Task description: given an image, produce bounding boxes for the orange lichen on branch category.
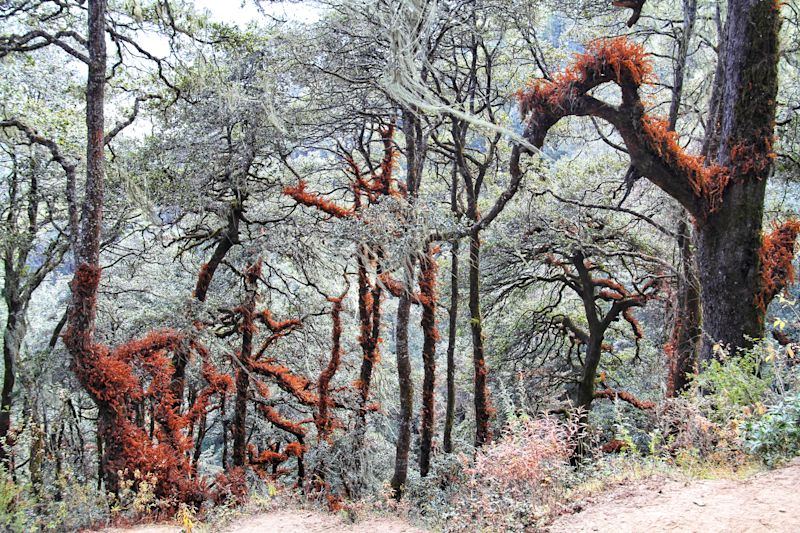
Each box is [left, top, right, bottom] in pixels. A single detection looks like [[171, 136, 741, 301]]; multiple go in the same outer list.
[[284, 441, 306, 457], [256, 402, 308, 438], [640, 116, 730, 211], [258, 309, 302, 332], [517, 37, 734, 214], [377, 272, 423, 303], [248, 444, 288, 468], [376, 123, 400, 195], [730, 136, 776, 179], [317, 296, 344, 441], [70, 263, 102, 298], [594, 388, 655, 410], [518, 37, 653, 119], [758, 218, 800, 310], [598, 289, 624, 301], [250, 360, 318, 406], [623, 307, 644, 341], [284, 181, 353, 218], [194, 262, 213, 299], [592, 277, 628, 296]]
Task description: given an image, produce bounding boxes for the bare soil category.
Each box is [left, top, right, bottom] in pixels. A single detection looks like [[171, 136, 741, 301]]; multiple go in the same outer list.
[[97, 509, 424, 533], [548, 458, 800, 533], [100, 459, 800, 533]]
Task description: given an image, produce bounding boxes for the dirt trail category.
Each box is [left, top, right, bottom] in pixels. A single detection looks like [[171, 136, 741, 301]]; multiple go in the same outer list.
[[101, 459, 800, 533], [549, 459, 800, 533], [98, 509, 424, 533]]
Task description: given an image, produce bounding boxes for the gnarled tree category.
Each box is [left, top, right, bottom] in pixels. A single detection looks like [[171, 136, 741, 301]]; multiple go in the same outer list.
[[518, 0, 791, 362]]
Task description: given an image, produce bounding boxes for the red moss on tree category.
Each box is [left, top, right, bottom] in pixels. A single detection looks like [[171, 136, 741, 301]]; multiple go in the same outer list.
[[316, 296, 345, 441], [594, 388, 655, 410], [758, 218, 800, 310], [284, 181, 353, 219]]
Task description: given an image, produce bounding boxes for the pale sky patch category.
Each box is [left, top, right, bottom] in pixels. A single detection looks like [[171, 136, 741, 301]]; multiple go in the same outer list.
[[193, 0, 322, 26]]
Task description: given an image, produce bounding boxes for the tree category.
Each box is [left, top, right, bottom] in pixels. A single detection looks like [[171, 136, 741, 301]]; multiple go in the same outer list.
[[518, 0, 791, 363], [487, 191, 665, 456], [0, 121, 72, 463]]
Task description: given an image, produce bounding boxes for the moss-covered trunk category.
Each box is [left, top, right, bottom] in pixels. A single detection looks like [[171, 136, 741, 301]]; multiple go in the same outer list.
[[696, 0, 780, 360]]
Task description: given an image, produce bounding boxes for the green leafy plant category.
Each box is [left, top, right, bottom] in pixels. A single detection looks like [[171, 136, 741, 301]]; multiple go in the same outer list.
[[743, 392, 800, 466]]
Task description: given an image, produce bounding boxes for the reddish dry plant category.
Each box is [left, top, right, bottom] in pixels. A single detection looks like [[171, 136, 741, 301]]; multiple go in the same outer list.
[[758, 218, 800, 310], [471, 417, 572, 484], [64, 280, 232, 509]]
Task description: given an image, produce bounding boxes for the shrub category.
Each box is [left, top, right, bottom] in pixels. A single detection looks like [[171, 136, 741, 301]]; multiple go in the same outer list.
[[407, 416, 576, 532], [743, 391, 800, 466]]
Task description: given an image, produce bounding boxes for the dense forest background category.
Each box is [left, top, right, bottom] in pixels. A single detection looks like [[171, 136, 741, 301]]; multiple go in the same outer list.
[[1, 0, 800, 530]]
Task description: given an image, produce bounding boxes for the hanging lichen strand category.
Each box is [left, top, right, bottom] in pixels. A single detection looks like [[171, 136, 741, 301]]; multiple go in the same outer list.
[[757, 219, 800, 311], [64, 265, 232, 508], [517, 37, 737, 216], [284, 125, 400, 417]]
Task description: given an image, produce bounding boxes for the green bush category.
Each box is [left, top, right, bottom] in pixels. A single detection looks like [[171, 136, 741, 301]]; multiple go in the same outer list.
[[691, 345, 772, 424], [743, 392, 800, 466]]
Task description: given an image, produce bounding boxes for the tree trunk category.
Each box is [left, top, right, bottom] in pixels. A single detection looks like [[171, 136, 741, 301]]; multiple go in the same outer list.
[[469, 229, 491, 447], [355, 250, 381, 426], [232, 368, 249, 468], [443, 238, 458, 454], [390, 290, 413, 499], [696, 180, 767, 361], [233, 263, 258, 467], [572, 334, 604, 462], [574, 335, 604, 412], [65, 0, 112, 492], [0, 302, 25, 463], [665, 0, 701, 395], [696, 0, 780, 360], [419, 246, 437, 476], [667, 216, 702, 395]]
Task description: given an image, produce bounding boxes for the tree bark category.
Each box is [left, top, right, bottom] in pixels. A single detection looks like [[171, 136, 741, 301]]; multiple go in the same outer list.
[[0, 301, 25, 463], [666, 0, 701, 395], [390, 289, 413, 499], [419, 246, 438, 477], [667, 216, 702, 395], [696, 0, 780, 361], [443, 238, 458, 454], [232, 263, 258, 467], [64, 0, 113, 492], [470, 229, 491, 447], [696, 179, 768, 361]]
